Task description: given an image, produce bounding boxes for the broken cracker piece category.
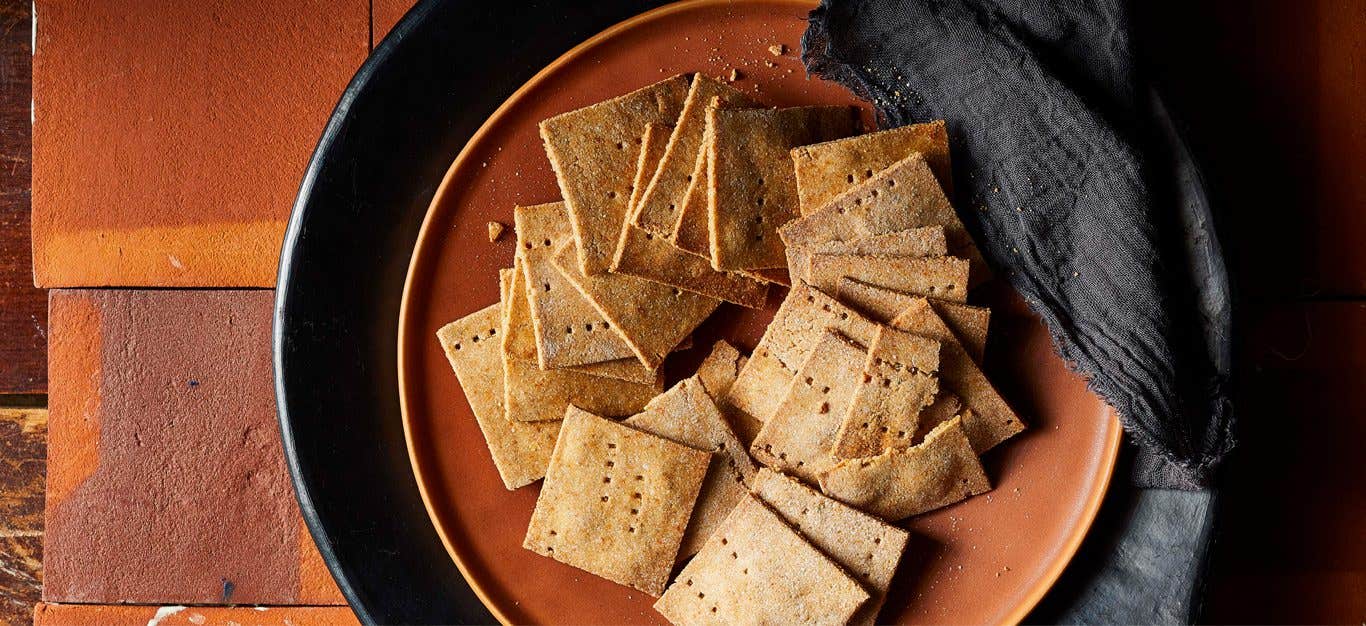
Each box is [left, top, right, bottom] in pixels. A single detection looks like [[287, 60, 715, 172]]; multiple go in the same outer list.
[[611, 223, 769, 308], [806, 253, 971, 303], [792, 120, 953, 214], [832, 325, 942, 460], [836, 278, 991, 363], [627, 122, 674, 219], [488, 221, 505, 242]]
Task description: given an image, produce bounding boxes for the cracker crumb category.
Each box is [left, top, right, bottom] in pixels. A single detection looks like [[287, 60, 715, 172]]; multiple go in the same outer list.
[[487, 221, 505, 242], [769, 44, 786, 56], [730, 68, 743, 81], [765, 60, 778, 68]]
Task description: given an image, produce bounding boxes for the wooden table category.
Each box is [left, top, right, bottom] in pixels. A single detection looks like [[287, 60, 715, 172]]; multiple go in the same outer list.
[[1, 1, 1362, 624]]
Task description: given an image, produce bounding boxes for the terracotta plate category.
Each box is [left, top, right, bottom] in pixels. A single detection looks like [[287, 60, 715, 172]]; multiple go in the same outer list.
[[398, 1, 1121, 623]]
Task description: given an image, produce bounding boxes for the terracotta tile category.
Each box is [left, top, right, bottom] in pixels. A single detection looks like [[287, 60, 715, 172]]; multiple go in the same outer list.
[[33, 603, 360, 626], [43, 290, 343, 605], [31, 1, 369, 288], [373, 0, 419, 45]]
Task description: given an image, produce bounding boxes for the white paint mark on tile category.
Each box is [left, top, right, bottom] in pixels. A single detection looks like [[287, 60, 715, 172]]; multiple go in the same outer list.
[[147, 606, 185, 626]]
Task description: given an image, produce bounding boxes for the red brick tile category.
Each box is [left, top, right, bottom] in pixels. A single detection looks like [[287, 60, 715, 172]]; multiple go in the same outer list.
[[31, 2, 369, 288], [43, 290, 343, 605], [34, 603, 360, 626], [373, 0, 418, 45]]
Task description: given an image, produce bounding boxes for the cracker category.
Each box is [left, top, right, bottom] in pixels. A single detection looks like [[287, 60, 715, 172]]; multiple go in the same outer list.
[[626, 377, 755, 557], [628, 122, 674, 217], [751, 468, 910, 626], [913, 392, 974, 442], [502, 350, 663, 423], [726, 283, 881, 422], [654, 493, 869, 626], [552, 241, 719, 369], [634, 75, 759, 238], [525, 407, 710, 595], [779, 152, 991, 285], [516, 202, 638, 368], [694, 340, 764, 447], [750, 331, 866, 483], [818, 417, 990, 520], [806, 253, 971, 303], [672, 128, 714, 255], [836, 278, 991, 363], [889, 300, 1023, 452], [436, 305, 560, 490], [792, 120, 953, 215], [540, 74, 691, 274], [787, 225, 947, 285], [611, 223, 769, 308], [707, 105, 860, 271], [832, 326, 942, 460]]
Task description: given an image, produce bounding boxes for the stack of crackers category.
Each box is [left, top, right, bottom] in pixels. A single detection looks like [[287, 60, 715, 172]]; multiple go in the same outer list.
[[436, 73, 1025, 624]]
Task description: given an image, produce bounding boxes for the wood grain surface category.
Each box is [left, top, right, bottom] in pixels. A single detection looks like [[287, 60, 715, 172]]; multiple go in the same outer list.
[[0, 408, 45, 626]]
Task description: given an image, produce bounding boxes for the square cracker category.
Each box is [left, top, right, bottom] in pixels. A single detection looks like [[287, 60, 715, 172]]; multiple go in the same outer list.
[[540, 74, 691, 275], [516, 202, 638, 368], [836, 278, 991, 363], [625, 376, 755, 557], [436, 304, 561, 490], [726, 283, 881, 422], [792, 120, 953, 215], [552, 241, 719, 369], [750, 331, 866, 484], [654, 492, 869, 626], [634, 75, 760, 239], [525, 406, 710, 595], [628, 122, 674, 217], [818, 416, 990, 520], [832, 326, 942, 460], [779, 151, 991, 286], [806, 253, 971, 303], [787, 225, 947, 285], [707, 105, 860, 271], [752, 468, 910, 626], [888, 299, 1024, 451], [611, 223, 769, 308]]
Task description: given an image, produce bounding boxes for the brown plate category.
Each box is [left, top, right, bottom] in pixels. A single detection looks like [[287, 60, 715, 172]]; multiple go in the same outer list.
[[398, 1, 1122, 623]]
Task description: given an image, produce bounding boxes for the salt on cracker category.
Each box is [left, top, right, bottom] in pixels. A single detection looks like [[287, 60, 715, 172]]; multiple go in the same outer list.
[[806, 253, 971, 303], [502, 349, 662, 423], [707, 105, 860, 271], [436, 305, 560, 490], [516, 202, 637, 368], [634, 75, 760, 238], [625, 377, 755, 557], [779, 151, 991, 285], [787, 225, 947, 285], [654, 493, 869, 626], [551, 241, 718, 370], [750, 331, 866, 484], [836, 278, 991, 363], [611, 222, 769, 308], [751, 468, 910, 626], [818, 417, 990, 520], [525, 406, 710, 595], [889, 299, 1023, 452], [726, 283, 880, 422], [832, 326, 941, 460], [540, 74, 691, 275], [628, 122, 674, 218], [695, 340, 764, 447], [792, 120, 953, 214]]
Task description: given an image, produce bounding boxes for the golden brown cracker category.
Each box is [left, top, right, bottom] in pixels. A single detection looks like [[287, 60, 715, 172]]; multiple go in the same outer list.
[[694, 341, 765, 448], [787, 225, 947, 285], [436, 305, 560, 490], [525, 407, 710, 595], [792, 120, 953, 214], [540, 74, 691, 275], [836, 278, 991, 363], [551, 241, 718, 369], [707, 105, 860, 271], [628, 122, 674, 218], [502, 352, 663, 423], [751, 468, 910, 626], [654, 493, 869, 626], [672, 133, 714, 255], [832, 326, 941, 460], [779, 151, 990, 285], [611, 222, 769, 308], [634, 75, 760, 238], [750, 331, 866, 484], [807, 253, 971, 303], [818, 417, 990, 520]]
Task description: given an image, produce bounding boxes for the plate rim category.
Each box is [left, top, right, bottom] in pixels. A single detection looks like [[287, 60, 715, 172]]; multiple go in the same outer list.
[[395, 1, 1123, 623]]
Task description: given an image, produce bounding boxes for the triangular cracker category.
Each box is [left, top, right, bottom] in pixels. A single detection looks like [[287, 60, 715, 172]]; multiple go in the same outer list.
[[525, 407, 710, 595], [787, 225, 947, 285], [750, 331, 865, 483], [792, 120, 953, 214], [540, 74, 691, 274], [832, 326, 942, 460], [806, 253, 971, 302], [436, 305, 560, 489], [694, 340, 763, 447], [707, 105, 860, 271], [779, 151, 991, 285], [634, 75, 760, 238], [836, 278, 991, 363], [625, 377, 755, 557], [654, 493, 869, 625], [818, 417, 990, 520], [752, 468, 910, 626], [726, 283, 881, 422], [551, 241, 719, 370]]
